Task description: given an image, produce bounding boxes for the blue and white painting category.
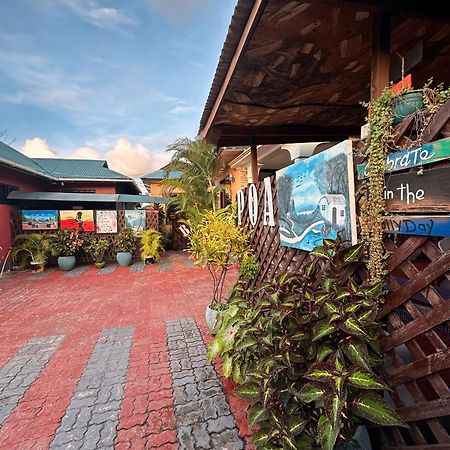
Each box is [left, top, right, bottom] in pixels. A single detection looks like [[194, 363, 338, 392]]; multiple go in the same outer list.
[[22, 210, 58, 230], [124, 210, 146, 233], [276, 140, 356, 251]]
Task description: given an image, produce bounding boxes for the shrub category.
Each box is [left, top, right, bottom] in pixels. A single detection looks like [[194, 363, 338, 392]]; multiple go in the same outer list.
[[51, 230, 84, 257], [140, 229, 164, 261], [114, 229, 136, 253], [85, 237, 110, 263]]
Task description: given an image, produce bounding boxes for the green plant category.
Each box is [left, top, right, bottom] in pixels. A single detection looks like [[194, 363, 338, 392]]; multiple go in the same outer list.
[[140, 229, 164, 261], [114, 229, 136, 253], [85, 237, 110, 263], [187, 206, 251, 308], [208, 238, 407, 449], [12, 233, 55, 266], [51, 230, 84, 257], [239, 255, 259, 280]]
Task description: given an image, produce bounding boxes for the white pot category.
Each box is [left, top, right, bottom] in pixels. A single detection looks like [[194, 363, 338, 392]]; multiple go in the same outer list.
[[205, 304, 227, 335]]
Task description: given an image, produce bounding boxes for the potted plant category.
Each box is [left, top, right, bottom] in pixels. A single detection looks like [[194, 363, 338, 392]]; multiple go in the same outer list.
[[140, 229, 164, 264], [85, 237, 110, 269], [12, 233, 55, 272], [187, 206, 251, 334], [114, 229, 136, 266], [392, 88, 423, 124], [51, 230, 84, 271]]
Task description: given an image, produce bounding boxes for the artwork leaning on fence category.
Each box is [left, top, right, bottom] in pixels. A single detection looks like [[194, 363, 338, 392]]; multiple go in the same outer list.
[[276, 140, 357, 251], [124, 209, 146, 233], [21, 210, 58, 230]]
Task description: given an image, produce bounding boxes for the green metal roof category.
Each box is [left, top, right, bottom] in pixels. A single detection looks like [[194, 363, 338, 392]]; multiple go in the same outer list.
[[141, 168, 182, 180], [34, 158, 130, 180], [7, 191, 168, 204]]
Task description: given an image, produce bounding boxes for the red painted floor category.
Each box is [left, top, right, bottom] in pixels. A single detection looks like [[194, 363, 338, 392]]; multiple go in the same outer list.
[[0, 253, 252, 449]]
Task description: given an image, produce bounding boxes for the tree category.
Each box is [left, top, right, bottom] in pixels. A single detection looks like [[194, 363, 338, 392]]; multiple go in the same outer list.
[[277, 174, 293, 217], [162, 138, 222, 217]]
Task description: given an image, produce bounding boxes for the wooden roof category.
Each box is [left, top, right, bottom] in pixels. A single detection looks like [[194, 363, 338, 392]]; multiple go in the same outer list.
[[199, 0, 450, 146]]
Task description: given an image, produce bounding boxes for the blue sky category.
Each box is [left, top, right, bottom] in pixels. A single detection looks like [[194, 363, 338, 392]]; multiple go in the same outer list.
[[0, 0, 236, 175]]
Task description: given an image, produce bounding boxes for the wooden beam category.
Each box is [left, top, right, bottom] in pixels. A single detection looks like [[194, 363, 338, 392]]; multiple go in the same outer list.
[[371, 12, 391, 100], [250, 137, 258, 183]]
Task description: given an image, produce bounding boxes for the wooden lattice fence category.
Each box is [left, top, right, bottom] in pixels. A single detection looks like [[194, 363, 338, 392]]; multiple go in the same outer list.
[[239, 106, 450, 448]]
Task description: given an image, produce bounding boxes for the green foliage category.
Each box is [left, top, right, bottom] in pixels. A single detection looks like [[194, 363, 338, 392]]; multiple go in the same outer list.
[[114, 229, 136, 253], [51, 230, 84, 257], [84, 237, 109, 263], [208, 238, 407, 449], [162, 138, 223, 218], [140, 229, 164, 261], [187, 206, 251, 307], [239, 255, 259, 280], [12, 233, 56, 266]]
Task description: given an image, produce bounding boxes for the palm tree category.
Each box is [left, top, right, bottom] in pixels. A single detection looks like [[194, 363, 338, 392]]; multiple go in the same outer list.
[[162, 138, 222, 216], [12, 233, 56, 268]]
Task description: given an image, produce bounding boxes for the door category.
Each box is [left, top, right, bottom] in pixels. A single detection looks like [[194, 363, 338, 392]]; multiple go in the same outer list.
[[332, 207, 337, 225]]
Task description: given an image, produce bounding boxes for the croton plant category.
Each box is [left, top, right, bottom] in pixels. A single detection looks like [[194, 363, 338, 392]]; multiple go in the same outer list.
[[208, 238, 407, 449]]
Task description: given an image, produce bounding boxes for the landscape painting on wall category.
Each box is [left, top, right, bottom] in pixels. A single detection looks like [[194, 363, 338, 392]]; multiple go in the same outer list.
[[124, 210, 146, 233], [276, 140, 357, 251], [95, 210, 118, 234], [60, 210, 95, 232], [21, 210, 58, 230]]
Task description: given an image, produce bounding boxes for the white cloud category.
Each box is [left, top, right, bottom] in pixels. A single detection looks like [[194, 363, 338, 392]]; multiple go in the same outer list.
[[69, 146, 103, 160], [169, 105, 197, 115], [21, 138, 57, 158], [147, 0, 207, 21]]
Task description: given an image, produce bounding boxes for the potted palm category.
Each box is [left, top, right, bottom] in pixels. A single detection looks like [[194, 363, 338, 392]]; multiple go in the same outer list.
[[114, 229, 136, 266], [187, 206, 251, 334], [140, 229, 164, 264], [85, 237, 110, 269], [51, 230, 84, 271], [12, 233, 55, 272]]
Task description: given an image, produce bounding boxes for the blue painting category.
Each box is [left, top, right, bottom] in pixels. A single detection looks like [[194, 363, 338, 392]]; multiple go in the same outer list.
[[276, 140, 356, 251], [124, 210, 146, 233], [22, 210, 58, 230]]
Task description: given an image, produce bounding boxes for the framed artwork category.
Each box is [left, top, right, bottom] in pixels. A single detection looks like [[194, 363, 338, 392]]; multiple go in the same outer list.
[[60, 210, 95, 232], [95, 210, 118, 234], [21, 210, 58, 230], [124, 210, 146, 233], [276, 140, 357, 251]]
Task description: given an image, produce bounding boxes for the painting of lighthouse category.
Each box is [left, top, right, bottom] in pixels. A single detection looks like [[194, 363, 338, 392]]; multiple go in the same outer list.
[[276, 140, 356, 251]]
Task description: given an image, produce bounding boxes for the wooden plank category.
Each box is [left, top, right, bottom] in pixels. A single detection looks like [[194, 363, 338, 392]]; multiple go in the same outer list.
[[385, 236, 428, 275], [381, 300, 450, 351], [385, 167, 450, 213], [422, 98, 450, 143], [384, 444, 450, 450], [397, 398, 450, 422], [370, 12, 390, 100], [387, 348, 450, 386], [379, 250, 450, 317], [357, 137, 450, 179], [384, 215, 450, 237]]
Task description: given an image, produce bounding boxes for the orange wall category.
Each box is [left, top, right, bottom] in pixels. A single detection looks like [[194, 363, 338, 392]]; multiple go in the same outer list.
[[146, 181, 181, 197]]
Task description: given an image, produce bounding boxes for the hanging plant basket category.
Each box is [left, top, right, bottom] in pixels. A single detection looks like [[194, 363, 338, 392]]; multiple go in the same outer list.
[[392, 89, 424, 124]]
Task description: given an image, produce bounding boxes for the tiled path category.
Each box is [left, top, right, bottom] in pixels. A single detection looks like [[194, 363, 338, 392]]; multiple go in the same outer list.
[[0, 252, 252, 450]]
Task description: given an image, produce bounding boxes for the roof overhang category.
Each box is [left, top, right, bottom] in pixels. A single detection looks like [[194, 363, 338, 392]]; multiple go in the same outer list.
[[199, 0, 450, 146]]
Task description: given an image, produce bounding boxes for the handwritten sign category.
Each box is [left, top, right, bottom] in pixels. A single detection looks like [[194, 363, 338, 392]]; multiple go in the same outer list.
[[385, 167, 450, 213], [384, 215, 450, 237], [95, 210, 117, 234], [357, 137, 450, 179]]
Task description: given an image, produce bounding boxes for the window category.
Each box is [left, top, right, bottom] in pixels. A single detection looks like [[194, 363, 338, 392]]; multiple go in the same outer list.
[[321, 204, 326, 211], [340, 210, 345, 216], [0, 184, 17, 204]]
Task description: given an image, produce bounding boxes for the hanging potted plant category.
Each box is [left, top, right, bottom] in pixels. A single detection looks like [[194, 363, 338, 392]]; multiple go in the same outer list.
[[12, 233, 55, 272], [140, 229, 164, 264], [187, 206, 251, 334], [51, 230, 84, 271], [85, 237, 110, 269], [114, 229, 136, 266]]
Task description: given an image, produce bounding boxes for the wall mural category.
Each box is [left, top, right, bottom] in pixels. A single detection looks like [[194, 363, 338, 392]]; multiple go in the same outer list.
[[124, 209, 146, 233], [60, 210, 95, 232], [95, 210, 118, 234], [21, 210, 58, 230], [276, 140, 357, 251]]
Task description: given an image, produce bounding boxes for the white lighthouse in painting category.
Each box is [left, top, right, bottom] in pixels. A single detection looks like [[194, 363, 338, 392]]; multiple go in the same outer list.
[[318, 194, 346, 226]]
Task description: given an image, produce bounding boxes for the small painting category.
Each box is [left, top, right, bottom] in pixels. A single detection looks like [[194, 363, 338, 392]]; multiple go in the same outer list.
[[95, 210, 118, 234], [124, 210, 146, 233], [276, 140, 356, 251], [21, 210, 58, 230], [60, 210, 95, 232]]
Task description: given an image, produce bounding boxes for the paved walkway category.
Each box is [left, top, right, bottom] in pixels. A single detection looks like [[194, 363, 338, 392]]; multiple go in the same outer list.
[[0, 252, 251, 450]]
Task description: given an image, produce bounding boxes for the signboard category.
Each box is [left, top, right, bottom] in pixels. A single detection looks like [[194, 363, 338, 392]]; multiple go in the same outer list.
[[384, 215, 450, 237], [276, 140, 357, 252], [21, 210, 58, 230], [124, 210, 146, 233], [357, 137, 450, 179], [60, 210, 95, 232], [95, 210, 117, 234], [385, 167, 450, 213]]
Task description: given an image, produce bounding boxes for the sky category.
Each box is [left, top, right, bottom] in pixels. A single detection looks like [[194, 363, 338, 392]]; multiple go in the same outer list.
[[0, 0, 236, 176]]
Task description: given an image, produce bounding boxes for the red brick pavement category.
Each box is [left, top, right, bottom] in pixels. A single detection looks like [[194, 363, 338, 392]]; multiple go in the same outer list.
[[0, 254, 252, 449]]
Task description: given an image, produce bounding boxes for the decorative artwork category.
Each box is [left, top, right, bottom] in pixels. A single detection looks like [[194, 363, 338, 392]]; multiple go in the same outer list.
[[21, 210, 58, 230], [124, 210, 146, 233], [276, 140, 357, 251], [60, 210, 95, 232], [95, 210, 118, 234]]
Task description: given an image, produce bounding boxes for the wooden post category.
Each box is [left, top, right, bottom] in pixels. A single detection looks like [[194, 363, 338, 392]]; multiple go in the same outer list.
[[251, 136, 258, 183], [371, 12, 391, 100]]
